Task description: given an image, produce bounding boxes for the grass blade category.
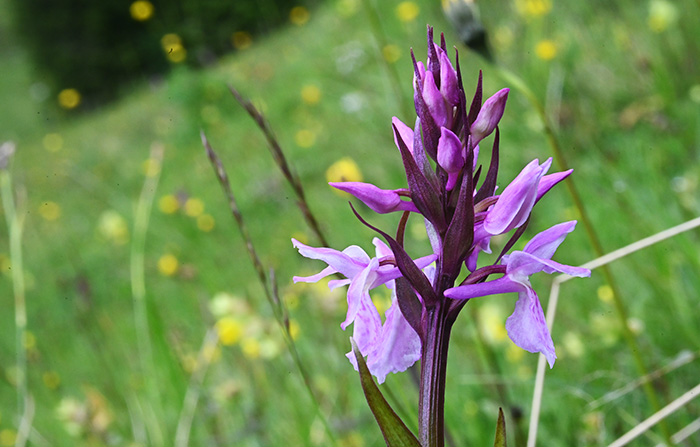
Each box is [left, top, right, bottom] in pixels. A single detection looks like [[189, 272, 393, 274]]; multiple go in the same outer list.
[[130, 142, 165, 446]]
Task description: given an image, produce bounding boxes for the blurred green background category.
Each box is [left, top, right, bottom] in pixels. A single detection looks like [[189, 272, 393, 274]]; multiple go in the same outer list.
[[1, 0, 699, 445]]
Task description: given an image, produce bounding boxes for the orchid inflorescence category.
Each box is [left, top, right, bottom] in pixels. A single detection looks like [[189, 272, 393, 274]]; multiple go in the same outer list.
[[292, 27, 589, 391]]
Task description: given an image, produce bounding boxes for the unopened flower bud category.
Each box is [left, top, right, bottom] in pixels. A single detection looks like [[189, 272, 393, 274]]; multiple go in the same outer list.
[[471, 88, 509, 145], [436, 127, 464, 190]]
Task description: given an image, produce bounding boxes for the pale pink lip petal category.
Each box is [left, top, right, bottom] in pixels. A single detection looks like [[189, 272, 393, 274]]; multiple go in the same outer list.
[[364, 299, 422, 384], [505, 288, 556, 368]]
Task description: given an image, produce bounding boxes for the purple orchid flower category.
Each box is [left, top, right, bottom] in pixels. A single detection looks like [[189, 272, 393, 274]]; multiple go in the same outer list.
[[444, 221, 590, 367], [292, 26, 588, 445]]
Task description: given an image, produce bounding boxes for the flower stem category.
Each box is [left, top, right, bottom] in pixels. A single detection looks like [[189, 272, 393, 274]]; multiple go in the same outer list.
[[419, 303, 453, 447]]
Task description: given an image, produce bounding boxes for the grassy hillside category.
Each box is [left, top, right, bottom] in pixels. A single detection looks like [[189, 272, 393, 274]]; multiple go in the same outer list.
[[1, 0, 699, 445]]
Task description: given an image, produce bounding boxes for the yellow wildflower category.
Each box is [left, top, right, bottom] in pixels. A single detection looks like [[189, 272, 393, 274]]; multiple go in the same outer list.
[[216, 317, 243, 346], [295, 129, 317, 148], [129, 0, 154, 21], [0, 429, 16, 447], [290, 6, 310, 26], [98, 210, 129, 245], [535, 40, 557, 60], [396, 1, 420, 22], [514, 0, 552, 18], [43, 371, 61, 390], [159, 194, 180, 214], [184, 198, 204, 217], [301, 85, 322, 105], [241, 338, 261, 359], [158, 254, 179, 276], [58, 88, 81, 109], [325, 157, 363, 187], [232, 31, 253, 50], [648, 0, 678, 33], [39, 201, 61, 221], [382, 44, 401, 63], [197, 214, 215, 232], [597, 284, 613, 303], [162, 34, 186, 63]]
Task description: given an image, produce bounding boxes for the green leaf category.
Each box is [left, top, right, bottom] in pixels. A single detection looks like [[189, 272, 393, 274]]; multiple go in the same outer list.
[[350, 338, 421, 447], [494, 407, 507, 447]]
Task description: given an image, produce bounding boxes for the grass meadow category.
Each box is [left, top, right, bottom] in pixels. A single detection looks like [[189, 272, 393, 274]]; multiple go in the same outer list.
[[1, 0, 699, 445]]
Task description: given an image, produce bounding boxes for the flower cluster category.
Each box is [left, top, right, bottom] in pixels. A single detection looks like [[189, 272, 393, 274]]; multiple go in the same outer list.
[[293, 27, 589, 383]]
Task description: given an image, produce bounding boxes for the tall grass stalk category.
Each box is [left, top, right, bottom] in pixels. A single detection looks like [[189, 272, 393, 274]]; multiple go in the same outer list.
[[175, 328, 218, 447], [228, 86, 330, 247], [202, 133, 339, 446], [0, 142, 33, 447], [130, 142, 165, 446], [608, 382, 700, 447], [527, 215, 700, 446]]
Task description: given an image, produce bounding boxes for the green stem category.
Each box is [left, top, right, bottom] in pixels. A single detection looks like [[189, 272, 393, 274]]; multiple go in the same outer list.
[[1, 170, 28, 438], [130, 144, 165, 446], [494, 66, 671, 443]]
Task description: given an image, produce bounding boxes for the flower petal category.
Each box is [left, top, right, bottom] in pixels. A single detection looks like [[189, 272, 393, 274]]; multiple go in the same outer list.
[[365, 299, 422, 384], [438, 49, 459, 106], [345, 291, 383, 368], [422, 70, 449, 128], [330, 182, 419, 214], [483, 158, 552, 235], [392, 116, 414, 155], [342, 259, 379, 330], [522, 220, 577, 260], [444, 276, 522, 300], [536, 169, 572, 202], [292, 238, 369, 279], [293, 265, 337, 284], [505, 288, 556, 368]]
